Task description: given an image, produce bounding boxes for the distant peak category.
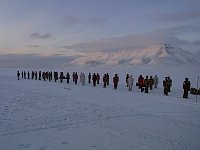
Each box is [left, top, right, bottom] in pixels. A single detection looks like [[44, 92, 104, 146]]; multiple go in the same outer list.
[[162, 44, 175, 54]]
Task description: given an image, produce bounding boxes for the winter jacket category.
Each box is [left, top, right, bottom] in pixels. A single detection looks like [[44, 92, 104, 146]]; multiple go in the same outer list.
[[183, 81, 190, 91], [127, 77, 133, 86], [154, 76, 159, 84]]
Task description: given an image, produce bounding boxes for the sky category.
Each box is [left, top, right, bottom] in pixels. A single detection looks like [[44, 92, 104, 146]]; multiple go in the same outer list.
[[0, 0, 200, 56]]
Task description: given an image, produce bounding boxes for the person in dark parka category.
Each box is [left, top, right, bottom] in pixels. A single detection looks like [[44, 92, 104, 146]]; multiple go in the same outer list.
[[31, 71, 34, 80], [42, 72, 46, 81], [27, 71, 30, 79], [144, 76, 149, 93], [92, 73, 97, 86], [163, 77, 169, 96], [72, 72, 75, 82], [126, 74, 129, 87], [183, 78, 191, 98], [17, 71, 20, 80], [74, 72, 78, 84], [66, 72, 70, 84], [54, 72, 58, 82], [60, 72, 64, 83], [96, 73, 100, 84], [24, 71, 26, 79], [167, 76, 172, 92], [21, 71, 24, 79], [149, 76, 154, 90], [113, 74, 119, 89], [39, 71, 41, 80], [103, 74, 107, 88], [106, 73, 109, 85], [35, 71, 37, 80]]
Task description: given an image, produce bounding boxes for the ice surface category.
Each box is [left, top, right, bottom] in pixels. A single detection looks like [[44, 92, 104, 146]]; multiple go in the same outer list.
[[0, 65, 200, 150]]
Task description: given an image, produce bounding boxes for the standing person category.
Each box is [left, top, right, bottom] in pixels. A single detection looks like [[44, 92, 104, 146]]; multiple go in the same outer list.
[[126, 74, 129, 87], [106, 73, 109, 85], [42, 72, 46, 81], [88, 73, 91, 83], [92, 73, 97, 86], [96, 73, 100, 84], [31, 71, 34, 80], [163, 77, 169, 96], [35, 71, 37, 80], [103, 74, 107, 88], [154, 75, 159, 88], [74, 72, 78, 84], [54, 71, 58, 82], [127, 75, 134, 91], [60, 72, 64, 83], [167, 76, 172, 92], [66, 72, 70, 84], [39, 71, 41, 80], [80, 72, 83, 83], [48, 71, 53, 81], [27, 71, 30, 79], [17, 71, 20, 80], [113, 74, 119, 89], [80, 72, 86, 86], [21, 71, 24, 79], [149, 76, 154, 90], [24, 71, 26, 79], [144, 76, 149, 93], [138, 75, 144, 92], [72, 72, 75, 82], [183, 78, 191, 98]]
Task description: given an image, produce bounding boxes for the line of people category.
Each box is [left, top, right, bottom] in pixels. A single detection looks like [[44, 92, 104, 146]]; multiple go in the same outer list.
[[17, 71, 192, 99], [136, 75, 159, 93], [17, 71, 119, 90]]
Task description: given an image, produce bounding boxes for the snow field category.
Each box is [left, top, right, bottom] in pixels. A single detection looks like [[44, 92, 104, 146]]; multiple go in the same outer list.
[[0, 66, 200, 150]]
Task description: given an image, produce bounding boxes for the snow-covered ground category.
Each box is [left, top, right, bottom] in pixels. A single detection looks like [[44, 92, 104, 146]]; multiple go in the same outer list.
[[0, 65, 200, 150]]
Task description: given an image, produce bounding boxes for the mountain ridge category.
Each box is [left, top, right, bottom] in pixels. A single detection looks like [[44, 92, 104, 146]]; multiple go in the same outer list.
[[64, 44, 200, 66]]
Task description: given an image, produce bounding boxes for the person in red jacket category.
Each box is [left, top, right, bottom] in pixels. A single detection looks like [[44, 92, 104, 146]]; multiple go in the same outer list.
[[138, 75, 144, 92]]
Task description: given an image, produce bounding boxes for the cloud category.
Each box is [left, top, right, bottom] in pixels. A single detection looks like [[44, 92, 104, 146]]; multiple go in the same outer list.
[[40, 33, 52, 39], [63, 25, 200, 52], [154, 11, 200, 22], [29, 32, 52, 39]]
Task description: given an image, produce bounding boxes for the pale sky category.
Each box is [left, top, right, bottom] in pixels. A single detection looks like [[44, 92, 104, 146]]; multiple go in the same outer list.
[[0, 0, 200, 56]]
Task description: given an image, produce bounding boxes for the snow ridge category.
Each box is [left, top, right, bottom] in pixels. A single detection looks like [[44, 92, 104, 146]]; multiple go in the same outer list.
[[66, 44, 200, 66]]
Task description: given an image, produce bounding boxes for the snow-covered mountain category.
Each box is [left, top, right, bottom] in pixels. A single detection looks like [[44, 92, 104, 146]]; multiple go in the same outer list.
[[66, 44, 200, 66]]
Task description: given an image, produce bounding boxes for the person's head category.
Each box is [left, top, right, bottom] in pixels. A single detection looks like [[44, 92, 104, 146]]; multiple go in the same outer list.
[[185, 78, 188, 81]]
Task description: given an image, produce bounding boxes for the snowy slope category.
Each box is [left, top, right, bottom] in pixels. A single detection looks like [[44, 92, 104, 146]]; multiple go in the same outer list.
[[67, 44, 200, 66], [0, 66, 200, 150]]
